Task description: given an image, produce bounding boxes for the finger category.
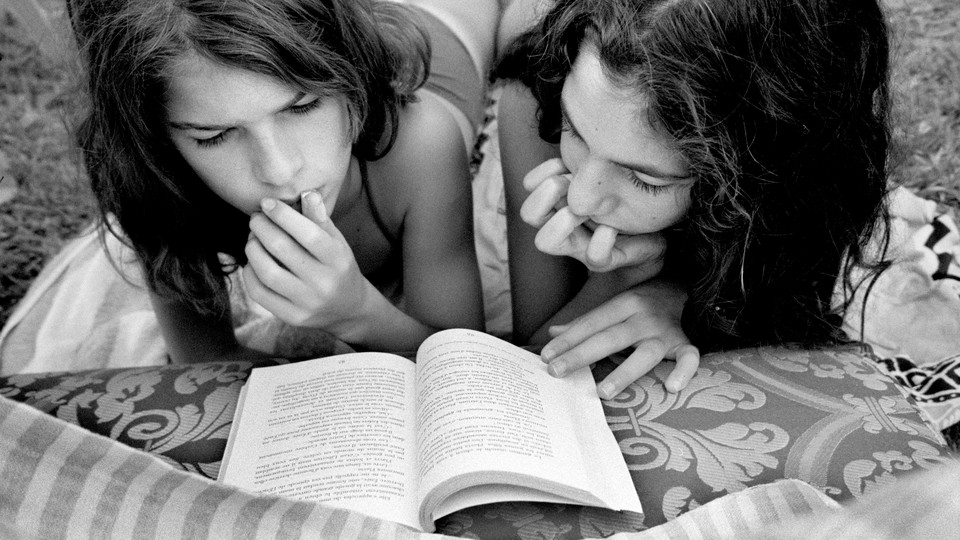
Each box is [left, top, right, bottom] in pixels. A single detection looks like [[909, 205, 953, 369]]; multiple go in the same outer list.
[[243, 235, 305, 299], [586, 225, 618, 267], [522, 157, 568, 192], [596, 339, 668, 400], [520, 174, 570, 227], [545, 322, 641, 379], [663, 344, 700, 393], [248, 212, 320, 275], [560, 225, 593, 259], [534, 207, 587, 254], [259, 197, 337, 263], [241, 261, 299, 317], [542, 293, 639, 359], [605, 233, 667, 272], [300, 190, 328, 224]]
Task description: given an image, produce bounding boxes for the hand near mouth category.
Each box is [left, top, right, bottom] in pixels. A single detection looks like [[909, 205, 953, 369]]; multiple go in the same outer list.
[[243, 190, 373, 339], [521, 158, 667, 273]]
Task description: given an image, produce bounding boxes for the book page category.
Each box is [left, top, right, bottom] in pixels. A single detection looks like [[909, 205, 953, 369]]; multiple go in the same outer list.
[[413, 329, 641, 522], [218, 353, 421, 530]]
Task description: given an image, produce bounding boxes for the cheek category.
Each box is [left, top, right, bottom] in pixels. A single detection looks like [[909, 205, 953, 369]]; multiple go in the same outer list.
[[621, 187, 692, 234], [175, 142, 259, 213], [654, 186, 693, 228]]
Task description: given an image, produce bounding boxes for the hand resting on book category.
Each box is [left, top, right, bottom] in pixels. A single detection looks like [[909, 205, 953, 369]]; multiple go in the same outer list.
[[541, 278, 700, 399]]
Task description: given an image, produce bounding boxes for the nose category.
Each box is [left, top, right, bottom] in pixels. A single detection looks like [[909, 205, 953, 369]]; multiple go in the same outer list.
[[565, 159, 617, 218], [252, 126, 302, 187]]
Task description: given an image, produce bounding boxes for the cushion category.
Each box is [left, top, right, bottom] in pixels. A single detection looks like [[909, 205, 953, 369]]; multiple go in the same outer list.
[[0, 344, 955, 538]]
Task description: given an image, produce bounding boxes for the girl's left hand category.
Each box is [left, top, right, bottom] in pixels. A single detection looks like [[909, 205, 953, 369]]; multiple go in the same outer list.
[[520, 158, 667, 273], [243, 192, 372, 336], [540, 279, 700, 398]]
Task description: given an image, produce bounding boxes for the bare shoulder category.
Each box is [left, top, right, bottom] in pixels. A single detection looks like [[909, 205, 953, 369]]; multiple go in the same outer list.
[[368, 91, 471, 215], [497, 0, 555, 52]]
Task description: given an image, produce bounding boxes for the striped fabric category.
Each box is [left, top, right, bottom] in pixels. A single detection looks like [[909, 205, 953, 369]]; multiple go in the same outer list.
[[0, 227, 167, 375], [0, 396, 429, 540], [0, 393, 848, 540], [630, 480, 839, 540]]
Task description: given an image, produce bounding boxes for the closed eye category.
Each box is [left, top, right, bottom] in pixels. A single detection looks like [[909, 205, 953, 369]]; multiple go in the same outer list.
[[196, 130, 228, 148], [628, 171, 669, 195], [559, 113, 582, 141], [287, 97, 322, 116]]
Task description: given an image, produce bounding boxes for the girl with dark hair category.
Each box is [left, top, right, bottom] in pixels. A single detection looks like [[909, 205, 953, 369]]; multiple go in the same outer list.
[[493, 0, 892, 398], [64, 0, 499, 363]]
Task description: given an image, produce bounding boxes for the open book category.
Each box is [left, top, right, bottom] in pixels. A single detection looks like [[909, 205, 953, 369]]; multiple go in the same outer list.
[[217, 328, 643, 532]]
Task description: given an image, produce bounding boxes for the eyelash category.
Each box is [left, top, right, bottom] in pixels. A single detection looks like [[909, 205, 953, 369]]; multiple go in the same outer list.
[[629, 173, 669, 195], [195, 132, 225, 148], [288, 98, 322, 116], [562, 114, 669, 195], [559, 115, 579, 140], [194, 98, 323, 148]]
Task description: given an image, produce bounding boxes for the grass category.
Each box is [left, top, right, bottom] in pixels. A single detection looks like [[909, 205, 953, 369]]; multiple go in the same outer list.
[[0, 9, 96, 327], [885, 0, 960, 216], [0, 3, 959, 445]]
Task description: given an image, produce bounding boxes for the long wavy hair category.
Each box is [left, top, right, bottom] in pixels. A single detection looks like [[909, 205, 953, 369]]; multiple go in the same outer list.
[[69, 0, 429, 316], [494, 0, 892, 350]]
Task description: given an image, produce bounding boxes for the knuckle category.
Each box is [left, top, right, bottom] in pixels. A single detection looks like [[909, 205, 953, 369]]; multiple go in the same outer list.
[[533, 233, 556, 254], [258, 266, 283, 287], [619, 293, 648, 313], [266, 237, 286, 255], [560, 348, 585, 368], [286, 311, 310, 326], [301, 229, 323, 249]]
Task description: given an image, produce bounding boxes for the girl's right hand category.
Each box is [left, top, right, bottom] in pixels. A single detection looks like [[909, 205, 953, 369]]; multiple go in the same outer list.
[[519, 158, 666, 274], [540, 278, 700, 397], [243, 192, 375, 340]]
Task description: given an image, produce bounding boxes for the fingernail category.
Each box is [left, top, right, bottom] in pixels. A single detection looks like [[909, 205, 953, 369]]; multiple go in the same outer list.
[[667, 374, 689, 393], [547, 361, 565, 377], [541, 347, 556, 361], [304, 191, 327, 221], [261, 198, 277, 212], [598, 381, 616, 400]]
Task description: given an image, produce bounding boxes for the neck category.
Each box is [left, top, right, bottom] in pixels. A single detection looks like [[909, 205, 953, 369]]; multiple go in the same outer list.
[[330, 155, 361, 220]]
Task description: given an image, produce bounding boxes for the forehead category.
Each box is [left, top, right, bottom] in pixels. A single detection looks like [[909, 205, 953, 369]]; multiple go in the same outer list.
[[562, 45, 685, 171], [164, 53, 296, 121]]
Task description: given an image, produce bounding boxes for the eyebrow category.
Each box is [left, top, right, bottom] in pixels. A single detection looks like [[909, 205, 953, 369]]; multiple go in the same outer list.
[[559, 96, 692, 181], [168, 91, 308, 131]]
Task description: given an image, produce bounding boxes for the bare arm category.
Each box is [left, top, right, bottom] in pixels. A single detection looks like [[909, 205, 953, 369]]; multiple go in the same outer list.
[[398, 95, 486, 335], [499, 82, 584, 343], [149, 289, 273, 364]]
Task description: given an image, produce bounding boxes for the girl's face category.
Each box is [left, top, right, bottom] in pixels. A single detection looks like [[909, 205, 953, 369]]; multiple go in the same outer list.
[[165, 53, 354, 215], [559, 45, 694, 235]]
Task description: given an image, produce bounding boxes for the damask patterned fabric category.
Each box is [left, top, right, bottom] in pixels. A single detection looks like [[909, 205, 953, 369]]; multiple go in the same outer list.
[[0, 345, 955, 538]]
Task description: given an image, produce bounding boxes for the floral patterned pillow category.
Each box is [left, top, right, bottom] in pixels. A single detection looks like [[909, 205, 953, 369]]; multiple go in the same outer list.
[[0, 345, 954, 538]]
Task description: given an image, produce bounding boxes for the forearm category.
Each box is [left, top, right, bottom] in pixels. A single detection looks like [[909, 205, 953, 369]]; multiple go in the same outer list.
[[149, 290, 275, 364], [527, 269, 646, 345], [331, 280, 436, 353]]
